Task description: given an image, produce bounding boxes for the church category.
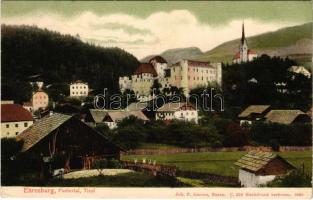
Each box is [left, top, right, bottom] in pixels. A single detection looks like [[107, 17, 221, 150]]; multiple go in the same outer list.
[[233, 23, 258, 63]]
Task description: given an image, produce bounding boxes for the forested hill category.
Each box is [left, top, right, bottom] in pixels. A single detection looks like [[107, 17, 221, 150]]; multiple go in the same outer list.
[[1, 24, 139, 102]]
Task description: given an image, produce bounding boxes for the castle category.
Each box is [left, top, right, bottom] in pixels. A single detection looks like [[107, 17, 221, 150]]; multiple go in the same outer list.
[[233, 23, 258, 63], [119, 56, 222, 102]]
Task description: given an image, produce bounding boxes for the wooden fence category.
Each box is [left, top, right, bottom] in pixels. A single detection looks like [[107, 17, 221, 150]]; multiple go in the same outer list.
[[122, 146, 312, 156], [121, 160, 177, 177]]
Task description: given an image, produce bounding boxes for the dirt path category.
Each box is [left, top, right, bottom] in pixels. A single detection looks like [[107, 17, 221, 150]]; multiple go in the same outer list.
[[63, 169, 134, 179]]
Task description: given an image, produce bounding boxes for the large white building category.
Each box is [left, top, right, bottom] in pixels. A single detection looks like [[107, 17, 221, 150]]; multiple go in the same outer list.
[[1, 102, 33, 138], [155, 102, 198, 124], [70, 80, 89, 97], [233, 23, 258, 64], [119, 56, 222, 101]]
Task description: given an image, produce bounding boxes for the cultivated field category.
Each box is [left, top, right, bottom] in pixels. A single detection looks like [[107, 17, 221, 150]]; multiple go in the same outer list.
[[122, 151, 312, 177]]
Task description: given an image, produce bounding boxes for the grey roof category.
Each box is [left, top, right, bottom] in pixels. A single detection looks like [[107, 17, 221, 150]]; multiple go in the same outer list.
[[16, 113, 73, 152], [105, 111, 149, 122], [157, 102, 196, 112], [238, 105, 270, 118], [234, 151, 277, 172], [89, 109, 108, 123], [265, 110, 306, 125], [126, 102, 148, 111]]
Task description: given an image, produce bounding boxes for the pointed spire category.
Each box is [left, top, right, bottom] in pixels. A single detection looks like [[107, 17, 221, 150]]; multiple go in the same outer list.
[[241, 21, 245, 44]]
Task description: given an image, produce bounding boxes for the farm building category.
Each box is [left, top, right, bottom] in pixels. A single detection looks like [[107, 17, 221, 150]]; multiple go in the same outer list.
[[238, 105, 270, 125], [156, 102, 198, 124], [16, 113, 122, 177], [234, 151, 295, 187], [103, 110, 149, 129], [264, 110, 311, 125]]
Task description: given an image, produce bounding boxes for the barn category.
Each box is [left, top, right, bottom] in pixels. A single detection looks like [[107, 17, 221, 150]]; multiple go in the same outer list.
[[234, 151, 295, 187], [16, 113, 122, 177]]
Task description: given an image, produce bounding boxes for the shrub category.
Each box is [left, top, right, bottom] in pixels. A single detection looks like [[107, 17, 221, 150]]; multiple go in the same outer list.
[[266, 169, 311, 187], [94, 159, 108, 176], [107, 159, 121, 169]]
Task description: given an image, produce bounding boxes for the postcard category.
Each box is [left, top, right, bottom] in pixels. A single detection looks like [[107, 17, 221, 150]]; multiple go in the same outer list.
[[1, 1, 312, 199]]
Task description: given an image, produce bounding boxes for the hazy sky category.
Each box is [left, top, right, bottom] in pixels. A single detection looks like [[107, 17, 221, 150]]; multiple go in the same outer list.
[[2, 1, 312, 59]]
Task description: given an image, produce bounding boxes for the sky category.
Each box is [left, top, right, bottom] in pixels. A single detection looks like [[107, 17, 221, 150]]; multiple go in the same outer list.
[[2, 1, 312, 59]]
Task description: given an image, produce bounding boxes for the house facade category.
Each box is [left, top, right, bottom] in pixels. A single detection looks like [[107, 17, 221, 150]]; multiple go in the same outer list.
[[1, 103, 33, 138], [32, 90, 49, 111], [156, 102, 198, 124], [233, 23, 258, 64], [119, 56, 222, 101], [235, 151, 295, 187], [70, 80, 89, 97]]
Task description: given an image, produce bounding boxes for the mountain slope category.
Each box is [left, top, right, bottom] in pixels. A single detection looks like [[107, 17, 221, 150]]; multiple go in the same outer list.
[[1, 24, 139, 102], [141, 47, 203, 64], [195, 22, 312, 67]]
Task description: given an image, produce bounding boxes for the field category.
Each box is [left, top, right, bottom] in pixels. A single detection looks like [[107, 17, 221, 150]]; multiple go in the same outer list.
[[122, 151, 312, 177]]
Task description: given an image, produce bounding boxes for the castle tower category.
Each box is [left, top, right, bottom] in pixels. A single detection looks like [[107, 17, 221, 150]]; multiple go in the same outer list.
[[239, 22, 248, 63]]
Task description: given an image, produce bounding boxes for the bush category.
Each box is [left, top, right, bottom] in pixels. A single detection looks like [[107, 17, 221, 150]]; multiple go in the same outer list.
[[266, 169, 311, 187], [107, 159, 121, 169], [251, 122, 312, 146], [94, 159, 108, 176]]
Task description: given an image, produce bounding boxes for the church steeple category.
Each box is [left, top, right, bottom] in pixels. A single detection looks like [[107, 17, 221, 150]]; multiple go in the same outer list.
[[241, 22, 245, 44]]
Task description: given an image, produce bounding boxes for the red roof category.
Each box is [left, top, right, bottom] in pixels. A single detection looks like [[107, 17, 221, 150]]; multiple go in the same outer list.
[[234, 52, 240, 59], [1, 104, 33, 122], [187, 60, 210, 68], [233, 49, 257, 59], [149, 56, 167, 64], [134, 63, 157, 76]]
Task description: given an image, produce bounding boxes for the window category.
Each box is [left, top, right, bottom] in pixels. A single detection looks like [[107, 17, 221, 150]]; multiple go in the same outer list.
[[188, 76, 190, 80], [15, 124, 18, 128], [24, 122, 28, 127], [193, 77, 195, 80], [6, 124, 9, 128], [7, 132, 9, 136], [16, 132, 19, 135], [202, 77, 203, 80]]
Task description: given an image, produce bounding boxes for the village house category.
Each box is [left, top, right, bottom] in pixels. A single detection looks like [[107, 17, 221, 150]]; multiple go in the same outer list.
[[288, 66, 311, 78], [103, 110, 149, 129], [155, 102, 198, 124], [1, 102, 33, 138], [70, 80, 89, 98], [16, 113, 122, 177], [234, 151, 295, 187], [32, 89, 49, 111], [233, 23, 258, 64], [85, 109, 149, 129], [238, 105, 271, 125], [264, 110, 311, 125], [23, 101, 33, 113], [119, 55, 222, 101], [84, 109, 110, 126], [125, 102, 155, 119]]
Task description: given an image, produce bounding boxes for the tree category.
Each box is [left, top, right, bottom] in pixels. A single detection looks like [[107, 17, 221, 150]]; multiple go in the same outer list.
[[150, 80, 162, 96], [94, 159, 108, 176]]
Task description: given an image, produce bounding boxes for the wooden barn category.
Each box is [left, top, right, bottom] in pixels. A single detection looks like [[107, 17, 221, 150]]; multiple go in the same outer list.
[[238, 105, 271, 126], [16, 113, 122, 177], [234, 151, 295, 187]]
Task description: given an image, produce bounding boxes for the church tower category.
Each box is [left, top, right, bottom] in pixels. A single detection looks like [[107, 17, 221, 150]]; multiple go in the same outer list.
[[239, 22, 248, 63]]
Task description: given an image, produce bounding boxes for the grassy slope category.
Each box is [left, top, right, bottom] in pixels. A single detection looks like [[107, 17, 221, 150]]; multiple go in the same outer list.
[[196, 23, 312, 65], [122, 151, 312, 177]]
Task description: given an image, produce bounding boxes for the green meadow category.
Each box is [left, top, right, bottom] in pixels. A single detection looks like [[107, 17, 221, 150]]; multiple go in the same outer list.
[[122, 151, 312, 177]]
